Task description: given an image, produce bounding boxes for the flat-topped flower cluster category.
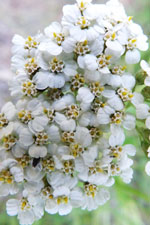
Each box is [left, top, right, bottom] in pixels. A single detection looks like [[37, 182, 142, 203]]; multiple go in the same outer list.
[[0, 0, 149, 224]]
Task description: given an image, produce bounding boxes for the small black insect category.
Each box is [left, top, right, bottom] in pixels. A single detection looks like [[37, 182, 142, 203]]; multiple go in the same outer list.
[[32, 158, 40, 167]]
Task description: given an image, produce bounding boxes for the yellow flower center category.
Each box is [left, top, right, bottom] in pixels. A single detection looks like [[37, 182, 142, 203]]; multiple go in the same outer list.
[[84, 183, 98, 198], [24, 36, 39, 50], [0, 113, 8, 129], [18, 110, 32, 124], [21, 80, 37, 97], [0, 170, 14, 184]]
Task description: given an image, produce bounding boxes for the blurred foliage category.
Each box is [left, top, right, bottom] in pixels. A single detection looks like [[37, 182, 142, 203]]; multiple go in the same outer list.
[[0, 0, 150, 224]]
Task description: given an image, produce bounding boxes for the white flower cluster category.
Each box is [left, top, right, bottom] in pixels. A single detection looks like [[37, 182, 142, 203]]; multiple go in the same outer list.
[[0, 0, 149, 224]]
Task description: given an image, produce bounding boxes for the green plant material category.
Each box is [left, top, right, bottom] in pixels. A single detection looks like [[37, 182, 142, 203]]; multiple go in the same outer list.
[[142, 86, 150, 101], [135, 70, 147, 85]]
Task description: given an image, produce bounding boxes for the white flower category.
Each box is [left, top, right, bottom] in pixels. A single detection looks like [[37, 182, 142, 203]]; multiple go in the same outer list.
[[62, 2, 104, 42], [105, 0, 127, 25], [52, 94, 75, 111], [19, 128, 47, 158], [140, 60, 150, 86], [55, 112, 76, 132], [63, 37, 104, 68], [6, 195, 44, 225], [76, 0, 92, 11], [75, 146, 110, 186], [1, 0, 149, 222], [124, 24, 148, 64], [39, 22, 67, 55], [10, 75, 38, 99], [11, 54, 39, 76], [0, 160, 23, 196], [0, 102, 16, 122], [45, 186, 83, 215], [12, 34, 42, 56], [33, 52, 77, 89], [16, 98, 48, 130], [47, 171, 78, 189], [97, 104, 135, 131], [82, 185, 110, 211], [108, 73, 135, 90]]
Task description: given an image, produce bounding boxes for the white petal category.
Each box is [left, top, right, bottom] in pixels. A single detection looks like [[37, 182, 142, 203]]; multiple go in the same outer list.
[[120, 168, 133, 183], [18, 210, 35, 225], [19, 128, 34, 147], [59, 204, 72, 216], [145, 161, 150, 176], [44, 22, 62, 38], [2, 102, 16, 120], [45, 199, 58, 214], [54, 112, 66, 124], [53, 186, 70, 197], [52, 94, 75, 111], [12, 34, 25, 45], [60, 119, 76, 132], [89, 173, 108, 186], [49, 74, 65, 88], [146, 116, 150, 129], [121, 75, 135, 90], [84, 54, 98, 71], [82, 146, 98, 166], [39, 41, 62, 55], [29, 145, 47, 158], [62, 37, 75, 53], [136, 104, 149, 119], [108, 75, 122, 88], [125, 49, 141, 64], [123, 114, 135, 130], [106, 40, 124, 56], [70, 188, 83, 208], [0, 122, 14, 139], [144, 76, 150, 86], [77, 87, 94, 104], [6, 199, 19, 216], [25, 166, 44, 182], [102, 89, 115, 98], [48, 125, 60, 142], [62, 5, 80, 25], [131, 92, 144, 106], [90, 36, 104, 55], [96, 188, 110, 206], [33, 72, 50, 90], [70, 27, 86, 42], [109, 125, 125, 146], [107, 95, 124, 111], [29, 116, 49, 132], [78, 56, 86, 69], [10, 166, 24, 182], [97, 108, 111, 125], [75, 127, 92, 147], [140, 60, 150, 75], [123, 144, 136, 156]]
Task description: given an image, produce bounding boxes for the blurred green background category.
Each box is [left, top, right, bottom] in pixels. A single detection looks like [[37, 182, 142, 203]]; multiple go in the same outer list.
[[0, 0, 150, 224]]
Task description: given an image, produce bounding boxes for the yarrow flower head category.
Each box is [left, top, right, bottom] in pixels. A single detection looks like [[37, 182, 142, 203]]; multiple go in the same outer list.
[[0, 0, 149, 224]]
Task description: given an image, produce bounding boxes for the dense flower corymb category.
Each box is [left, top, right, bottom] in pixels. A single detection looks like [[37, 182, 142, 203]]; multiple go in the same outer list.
[[0, 0, 149, 224]]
